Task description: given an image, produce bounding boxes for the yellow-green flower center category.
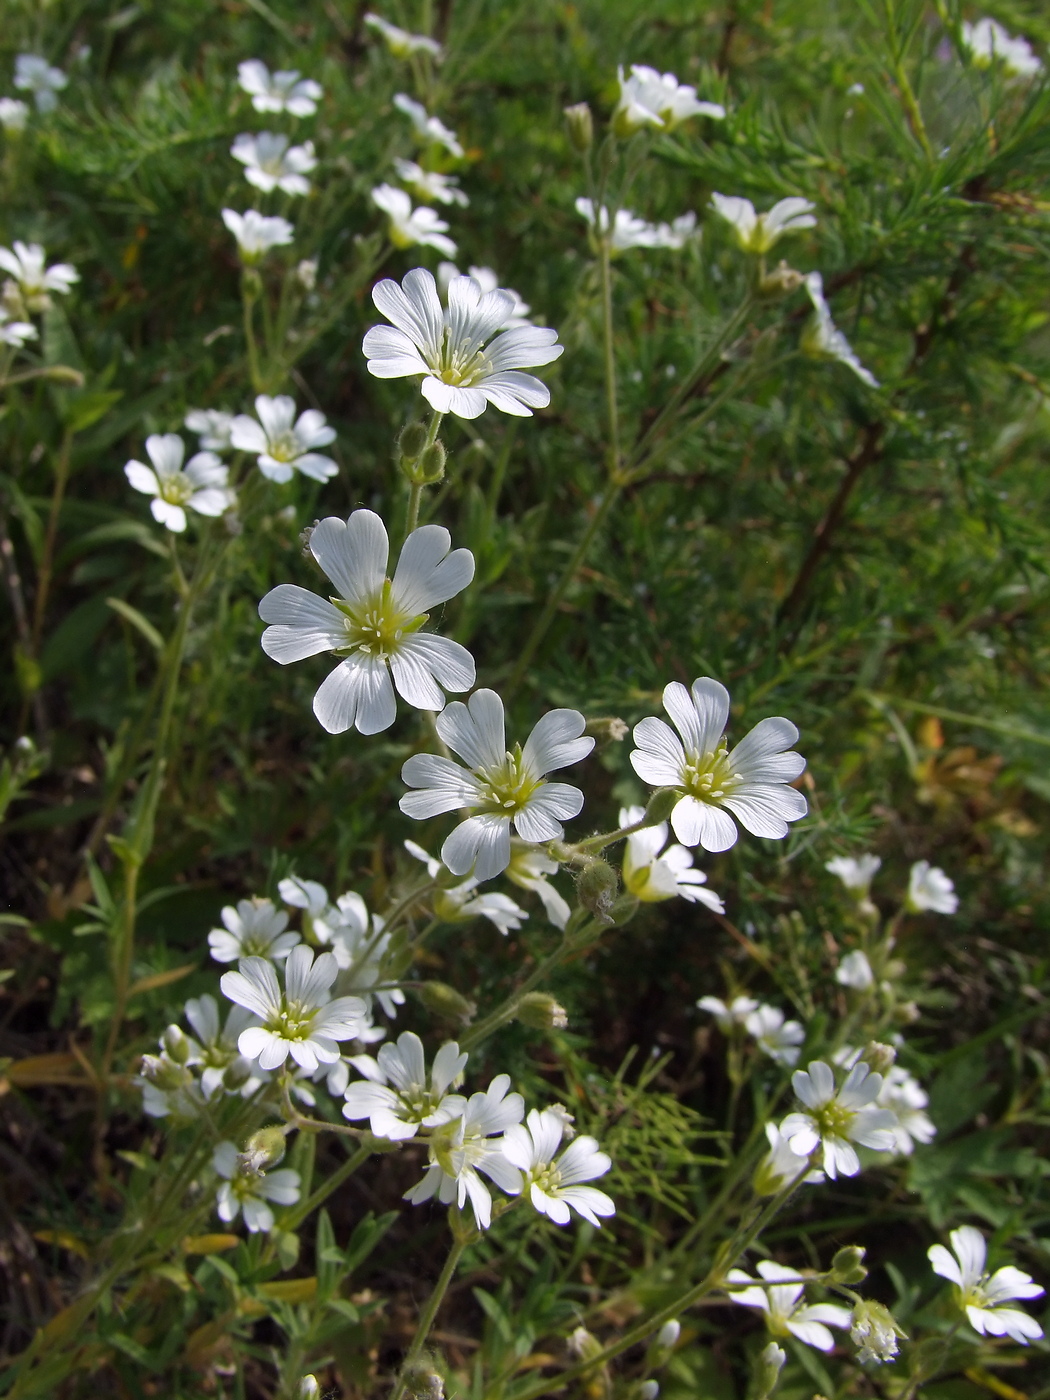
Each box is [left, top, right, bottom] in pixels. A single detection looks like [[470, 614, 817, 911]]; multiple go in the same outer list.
[[681, 741, 740, 802], [813, 1100, 855, 1140], [476, 744, 542, 816], [530, 1162, 562, 1194], [434, 328, 492, 387], [333, 582, 427, 660], [159, 472, 193, 505], [266, 1000, 314, 1043], [267, 429, 300, 462]]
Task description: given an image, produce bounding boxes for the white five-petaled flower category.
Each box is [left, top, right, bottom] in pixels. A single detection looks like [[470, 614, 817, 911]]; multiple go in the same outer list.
[[575, 198, 697, 253], [746, 1004, 805, 1066], [221, 208, 294, 261], [393, 93, 462, 156], [237, 59, 323, 116], [230, 394, 337, 482], [780, 1059, 898, 1178], [0, 309, 36, 348], [801, 272, 878, 387], [754, 1122, 824, 1193], [363, 267, 563, 419], [14, 55, 67, 113], [213, 1141, 301, 1233], [836, 949, 875, 990], [502, 1108, 615, 1227], [124, 433, 233, 533], [394, 159, 469, 207], [961, 19, 1042, 78], [184, 994, 262, 1099], [726, 1261, 852, 1351], [405, 1074, 525, 1229], [400, 688, 594, 881], [231, 132, 316, 196], [343, 1031, 466, 1140], [878, 1065, 936, 1155], [405, 840, 528, 935], [929, 1226, 1044, 1343], [710, 193, 817, 254], [619, 805, 724, 911], [630, 677, 808, 853], [220, 944, 368, 1072], [0, 98, 30, 133], [0, 241, 79, 312], [309, 887, 405, 1017], [365, 14, 443, 59], [907, 859, 958, 914], [505, 846, 571, 929], [697, 994, 760, 1032], [437, 262, 532, 327], [826, 853, 881, 894], [614, 64, 725, 134], [259, 509, 475, 735], [208, 897, 300, 964], [371, 183, 457, 257], [185, 408, 235, 452]]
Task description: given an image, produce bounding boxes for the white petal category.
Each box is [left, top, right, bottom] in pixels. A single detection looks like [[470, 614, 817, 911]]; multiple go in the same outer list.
[[664, 678, 728, 754], [727, 716, 805, 782], [437, 689, 506, 770], [400, 753, 481, 817], [396, 633, 475, 695], [513, 784, 583, 843], [311, 511, 389, 606], [670, 795, 738, 852], [125, 461, 159, 496], [362, 324, 430, 378], [313, 655, 396, 734], [259, 585, 346, 661], [392, 524, 475, 614], [630, 716, 686, 785], [721, 783, 808, 839], [442, 814, 512, 880], [521, 709, 593, 778], [421, 378, 489, 418]]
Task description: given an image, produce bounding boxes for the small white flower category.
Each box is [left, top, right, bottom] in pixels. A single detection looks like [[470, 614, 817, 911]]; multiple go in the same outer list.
[[826, 853, 881, 894], [405, 1074, 525, 1229], [365, 14, 443, 59], [213, 1140, 301, 1233], [184, 994, 263, 1099], [0, 308, 37, 348], [312, 889, 406, 1017], [364, 267, 563, 419], [221, 207, 294, 261], [405, 840, 528, 935], [502, 1107, 615, 1227], [14, 55, 67, 113], [278, 875, 330, 919], [780, 1059, 898, 1178], [576, 198, 697, 253], [850, 1300, 905, 1364], [726, 1260, 852, 1350], [437, 262, 531, 326], [394, 159, 469, 207], [230, 393, 337, 482], [961, 19, 1042, 77], [0, 240, 79, 311], [297, 258, 318, 290], [343, 1031, 466, 1140], [0, 98, 30, 133], [185, 408, 235, 452], [929, 1226, 1044, 1343], [371, 183, 457, 257], [907, 860, 958, 914], [836, 950, 875, 990], [237, 59, 323, 116], [124, 433, 233, 533], [231, 132, 316, 196], [400, 688, 594, 881], [208, 896, 300, 964], [801, 272, 878, 387], [697, 994, 759, 1032], [393, 93, 462, 156], [259, 508, 475, 735], [754, 1122, 824, 1192], [630, 677, 808, 853], [619, 804, 725, 911], [614, 64, 725, 133], [220, 944, 369, 1072], [710, 193, 817, 254], [878, 1066, 935, 1155], [746, 1004, 805, 1066], [505, 846, 571, 929]]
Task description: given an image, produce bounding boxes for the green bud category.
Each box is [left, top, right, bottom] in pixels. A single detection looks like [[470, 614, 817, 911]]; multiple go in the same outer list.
[[643, 787, 680, 825], [416, 440, 447, 482], [418, 981, 476, 1024], [563, 102, 594, 152], [830, 1244, 868, 1285], [862, 1041, 896, 1075], [755, 1341, 787, 1400], [244, 1126, 287, 1171], [402, 1360, 444, 1400], [567, 1326, 603, 1363], [515, 992, 569, 1030], [576, 858, 618, 923], [162, 1024, 191, 1064], [603, 892, 640, 927], [398, 421, 430, 463]]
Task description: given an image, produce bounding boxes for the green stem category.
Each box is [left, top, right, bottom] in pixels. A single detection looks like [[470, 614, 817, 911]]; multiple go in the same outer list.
[[282, 1143, 373, 1232], [392, 1222, 471, 1400], [405, 410, 444, 536], [242, 274, 263, 392], [574, 813, 652, 856], [460, 924, 597, 1052], [598, 236, 620, 476]]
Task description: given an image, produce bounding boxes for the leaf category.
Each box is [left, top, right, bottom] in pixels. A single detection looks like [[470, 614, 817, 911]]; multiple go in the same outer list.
[[33, 1229, 90, 1259], [64, 389, 123, 434], [39, 594, 115, 681], [5, 1053, 93, 1087], [183, 1233, 240, 1255], [106, 596, 164, 650], [127, 962, 197, 997], [256, 1277, 317, 1303]]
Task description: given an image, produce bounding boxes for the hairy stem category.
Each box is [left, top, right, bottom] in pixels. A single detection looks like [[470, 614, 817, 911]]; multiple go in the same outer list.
[[392, 1221, 471, 1400]]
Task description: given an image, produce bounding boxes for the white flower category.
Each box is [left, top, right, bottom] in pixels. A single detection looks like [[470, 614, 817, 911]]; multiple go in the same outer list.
[[185, 408, 235, 452], [184, 994, 262, 1098], [312, 890, 406, 1017], [0, 308, 36, 348], [505, 846, 570, 929], [746, 1005, 805, 1066], [371, 183, 457, 257], [878, 1066, 935, 1155], [502, 1107, 615, 1227], [237, 59, 323, 116], [220, 944, 368, 1072], [278, 875, 330, 919], [726, 1261, 852, 1350], [836, 950, 875, 990], [630, 677, 808, 853], [961, 19, 1042, 77], [405, 1074, 525, 1229], [907, 860, 958, 914], [614, 64, 725, 133], [405, 840, 528, 935], [826, 853, 881, 894], [365, 14, 443, 59], [363, 267, 563, 419], [929, 1226, 1044, 1343], [437, 262, 531, 327], [208, 897, 300, 964], [221, 207, 294, 261], [231, 132, 316, 196], [14, 55, 67, 113], [343, 1031, 466, 1140], [850, 1300, 904, 1364], [229, 394, 337, 482], [124, 433, 233, 533], [400, 689, 594, 881], [754, 1122, 824, 1193], [619, 804, 724, 911], [213, 1140, 301, 1233], [0, 241, 79, 311], [393, 93, 462, 156], [780, 1059, 898, 1178], [576, 198, 697, 252], [801, 273, 878, 387], [697, 994, 759, 1032], [394, 159, 469, 207], [0, 98, 30, 133], [259, 509, 475, 735], [710, 193, 817, 254]]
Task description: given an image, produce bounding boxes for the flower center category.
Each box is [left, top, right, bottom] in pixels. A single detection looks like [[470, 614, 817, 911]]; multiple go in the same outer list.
[[268, 999, 315, 1043], [813, 1100, 855, 1140], [477, 745, 541, 816], [680, 741, 740, 802], [433, 327, 492, 387], [530, 1162, 562, 1194], [333, 583, 426, 660], [267, 429, 301, 462], [398, 1085, 444, 1121], [159, 472, 193, 505]]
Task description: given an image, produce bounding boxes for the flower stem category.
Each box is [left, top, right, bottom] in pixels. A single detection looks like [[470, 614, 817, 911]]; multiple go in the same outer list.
[[574, 813, 652, 855], [242, 271, 263, 392], [281, 1142, 373, 1232], [405, 409, 444, 537], [391, 1218, 471, 1400]]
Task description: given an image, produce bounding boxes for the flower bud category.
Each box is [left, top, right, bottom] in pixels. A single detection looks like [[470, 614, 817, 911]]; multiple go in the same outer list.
[[850, 1299, 905, 1364], [398, 421, 430, 463], [603, 892, 640, 927], [576, 858, 618, 923], [415, 440, 447, 483], [656, 1319, 680, 1349], [643, 787, 679, 826], [243, 1126, 287, 1171], [515, 992, 569, 1030], [754, 1342, 786, 1400], [758, 260, 805, 299], [402, 1361, 444, 1400], [563, 102, 594, 152], [567, 1326, 602, 1362], [418, 981, 476, 1025], [162, 1024, 191, 1064], [862, 1040, 896, 1075], [140, 1052, 191, 1092], [830, 1244, 868, 1284], [584, 715, 629, 745], [640, 1384, 659, 1400], [297, 1377, 320, 1399], [223, 1055, 254, 1090]]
